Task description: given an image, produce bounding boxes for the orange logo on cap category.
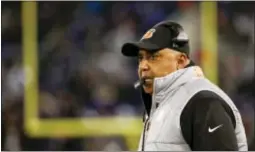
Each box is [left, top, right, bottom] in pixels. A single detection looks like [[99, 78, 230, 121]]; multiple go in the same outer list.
[[141, 29, 156, 40]]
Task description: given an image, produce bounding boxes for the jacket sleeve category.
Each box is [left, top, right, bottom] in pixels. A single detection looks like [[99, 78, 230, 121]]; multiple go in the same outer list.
[[180, 90, 239, 151]]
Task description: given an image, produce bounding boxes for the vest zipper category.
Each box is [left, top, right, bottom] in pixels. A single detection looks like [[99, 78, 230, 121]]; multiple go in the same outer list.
[[141, 117, 149, 151]]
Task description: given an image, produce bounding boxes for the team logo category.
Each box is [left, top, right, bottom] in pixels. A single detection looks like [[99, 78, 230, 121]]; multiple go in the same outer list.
[[176, 31, 188, 41], [141, 29, 156, 40]]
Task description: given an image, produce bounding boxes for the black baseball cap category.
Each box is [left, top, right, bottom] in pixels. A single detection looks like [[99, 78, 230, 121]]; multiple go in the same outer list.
[[121, 20, 190, 57]]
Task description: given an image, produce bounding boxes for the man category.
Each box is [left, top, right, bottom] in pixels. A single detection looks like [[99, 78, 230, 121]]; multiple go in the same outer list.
[[121, 20, 248, 151]]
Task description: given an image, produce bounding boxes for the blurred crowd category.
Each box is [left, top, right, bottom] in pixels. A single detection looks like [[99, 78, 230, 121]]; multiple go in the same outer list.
[[1, 1, 254, 151]]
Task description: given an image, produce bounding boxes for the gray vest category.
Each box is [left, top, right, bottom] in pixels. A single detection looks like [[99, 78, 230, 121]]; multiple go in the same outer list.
[[138, 66, 247, 151]]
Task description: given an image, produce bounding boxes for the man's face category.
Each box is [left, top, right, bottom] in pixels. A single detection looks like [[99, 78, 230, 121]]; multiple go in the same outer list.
[[137, 48, 187, 94]]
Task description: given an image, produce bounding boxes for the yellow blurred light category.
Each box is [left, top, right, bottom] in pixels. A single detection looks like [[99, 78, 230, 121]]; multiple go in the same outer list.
[[22, 1, 142, 150], [200, 2, 218, 85]]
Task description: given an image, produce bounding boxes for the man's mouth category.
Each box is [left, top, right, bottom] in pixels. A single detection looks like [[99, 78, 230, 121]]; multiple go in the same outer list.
[[144, 78, 153, 83], [142, 77, 154, 86]]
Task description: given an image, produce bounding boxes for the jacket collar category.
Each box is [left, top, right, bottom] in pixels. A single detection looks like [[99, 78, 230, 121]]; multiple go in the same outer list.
[[141, 61, 204, 116]]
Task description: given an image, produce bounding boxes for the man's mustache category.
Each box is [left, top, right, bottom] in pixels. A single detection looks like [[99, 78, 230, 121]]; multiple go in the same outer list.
[[141, 76, 154, 79]]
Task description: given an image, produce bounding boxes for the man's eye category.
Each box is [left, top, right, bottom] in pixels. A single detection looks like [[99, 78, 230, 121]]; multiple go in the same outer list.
[[150, 54, 159, 60], [138, 56, 143, 61]]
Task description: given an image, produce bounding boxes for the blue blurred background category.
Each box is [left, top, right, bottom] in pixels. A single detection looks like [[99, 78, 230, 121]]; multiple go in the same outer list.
[[1, 1, 254, 151]]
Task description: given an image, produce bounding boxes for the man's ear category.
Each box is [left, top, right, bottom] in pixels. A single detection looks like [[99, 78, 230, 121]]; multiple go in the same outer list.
[[177, 53, 189, 69]]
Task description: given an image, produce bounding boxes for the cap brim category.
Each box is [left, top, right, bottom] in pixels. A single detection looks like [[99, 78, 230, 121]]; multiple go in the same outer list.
[[121, 41, 162, 57]]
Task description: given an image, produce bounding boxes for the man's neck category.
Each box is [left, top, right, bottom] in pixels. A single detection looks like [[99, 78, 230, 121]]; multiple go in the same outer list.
[[185, 60, 195, 68]]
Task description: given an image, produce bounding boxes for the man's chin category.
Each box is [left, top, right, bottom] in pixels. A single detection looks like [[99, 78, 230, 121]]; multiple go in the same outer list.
[[143, 86, 153, 94]]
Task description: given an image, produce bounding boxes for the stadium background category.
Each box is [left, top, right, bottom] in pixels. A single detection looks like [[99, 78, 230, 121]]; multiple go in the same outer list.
[[1, 1, 254, 151]]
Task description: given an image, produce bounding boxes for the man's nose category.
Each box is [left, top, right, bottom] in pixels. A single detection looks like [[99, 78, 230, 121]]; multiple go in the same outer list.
[[139, 59, 149, 71]]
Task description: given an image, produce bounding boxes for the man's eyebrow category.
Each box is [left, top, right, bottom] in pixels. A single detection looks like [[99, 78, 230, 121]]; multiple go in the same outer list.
[[138, 52, 144, 56], [150, 51, 160, 55]]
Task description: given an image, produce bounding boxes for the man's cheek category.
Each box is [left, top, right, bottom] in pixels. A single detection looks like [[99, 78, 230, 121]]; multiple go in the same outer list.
[[137, 70, 141, 78]]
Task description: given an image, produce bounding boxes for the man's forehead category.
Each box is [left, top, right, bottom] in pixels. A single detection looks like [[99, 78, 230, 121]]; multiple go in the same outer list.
[[138, 49, 155, 56], [138, 48, 172, 55]]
